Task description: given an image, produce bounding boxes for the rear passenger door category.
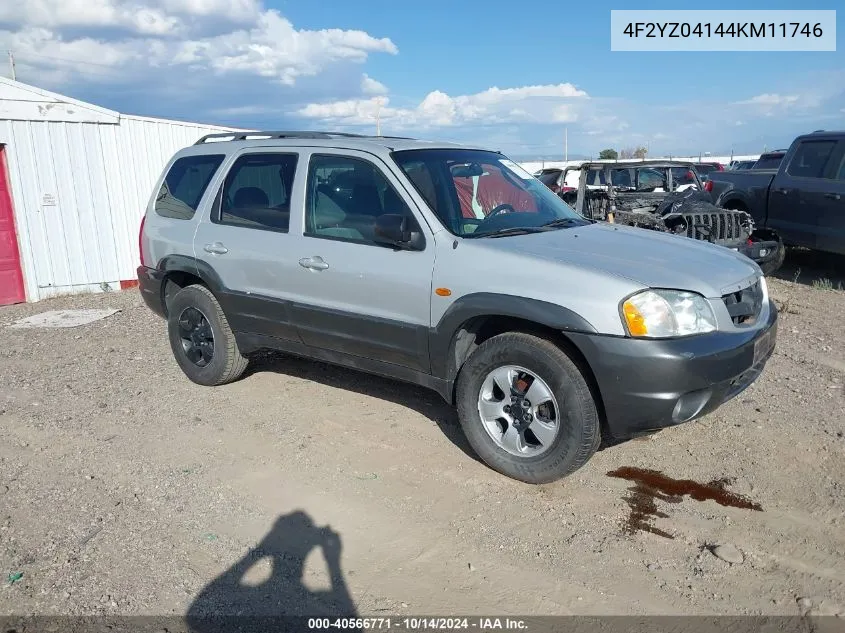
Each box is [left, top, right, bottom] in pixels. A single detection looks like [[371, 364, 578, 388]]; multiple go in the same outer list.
[[285, 149, 436, 373], [193, 149, 304, 342], [767, 139, 838, 248]]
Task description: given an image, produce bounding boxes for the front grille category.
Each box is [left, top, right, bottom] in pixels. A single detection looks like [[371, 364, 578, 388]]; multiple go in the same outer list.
[[721, 280, 764, 326], [683, 212, 745, 243]]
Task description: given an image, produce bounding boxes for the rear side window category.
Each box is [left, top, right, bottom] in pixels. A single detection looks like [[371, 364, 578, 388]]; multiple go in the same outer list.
[[753, 156, 783, 169], [217, 153, 298, 233], [786, 141, 836, 178], [155, 154, 224, 220]]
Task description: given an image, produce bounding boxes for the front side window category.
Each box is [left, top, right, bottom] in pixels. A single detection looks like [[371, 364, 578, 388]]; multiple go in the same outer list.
[[155, 154, 224, 220], [393, 149, 587, 238], [305, 154, 418, 245], [786, 141, 836, 179], [217, 153, 298, 232]]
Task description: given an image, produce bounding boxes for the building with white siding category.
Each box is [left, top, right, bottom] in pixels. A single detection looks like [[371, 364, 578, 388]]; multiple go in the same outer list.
[[0, 77, 242, 305]]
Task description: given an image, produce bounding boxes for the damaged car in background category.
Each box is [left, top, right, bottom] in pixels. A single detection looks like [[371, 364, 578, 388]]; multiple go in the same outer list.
[[556, 161, 784, 275]]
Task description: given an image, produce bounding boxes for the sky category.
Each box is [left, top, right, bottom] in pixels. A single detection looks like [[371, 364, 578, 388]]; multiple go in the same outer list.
[[1, 0, 843, 158]]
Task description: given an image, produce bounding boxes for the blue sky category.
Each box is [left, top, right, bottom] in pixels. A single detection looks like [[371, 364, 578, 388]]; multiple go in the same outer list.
[[1, 0, 842, 157]]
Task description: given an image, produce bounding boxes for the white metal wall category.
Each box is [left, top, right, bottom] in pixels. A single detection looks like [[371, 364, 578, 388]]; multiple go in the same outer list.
[[0, 115, 239, 302]]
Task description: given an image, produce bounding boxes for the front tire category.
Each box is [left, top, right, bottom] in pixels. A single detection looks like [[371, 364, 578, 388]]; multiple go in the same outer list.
[[455, 332, 601, 484], [167, 284, 248, 386], [759, 240, 786, 276]]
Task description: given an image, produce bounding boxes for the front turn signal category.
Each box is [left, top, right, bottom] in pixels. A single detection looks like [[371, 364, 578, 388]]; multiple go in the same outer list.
[[622, 300, 649, 337]]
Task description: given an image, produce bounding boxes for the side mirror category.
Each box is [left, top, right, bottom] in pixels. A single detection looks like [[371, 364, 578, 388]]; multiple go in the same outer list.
[[374, 214, 424, 250]]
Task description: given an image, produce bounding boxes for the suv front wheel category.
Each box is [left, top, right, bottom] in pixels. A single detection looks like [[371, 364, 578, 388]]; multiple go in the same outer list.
[[455, 332, 601, 484], [166, 284, 248, 386]]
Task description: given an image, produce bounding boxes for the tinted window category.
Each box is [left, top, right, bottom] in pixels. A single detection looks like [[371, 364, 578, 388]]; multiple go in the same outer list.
[[836, 154, 845, 181], [306, 154, 418, 245], [754, 155, 784, 170], [695, 164, 716, 174], [155, 154, 224, 219], [637, 168, 665, 189], [217, 153, 297, 232], [537, 171, 561, 186], [786, 141, 837, 179]]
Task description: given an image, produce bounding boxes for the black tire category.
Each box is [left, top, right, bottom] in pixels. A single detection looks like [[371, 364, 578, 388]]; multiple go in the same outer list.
[[455, 332, 601, 484], [759, 240, 786, 276], [167, 284, 248, 386]]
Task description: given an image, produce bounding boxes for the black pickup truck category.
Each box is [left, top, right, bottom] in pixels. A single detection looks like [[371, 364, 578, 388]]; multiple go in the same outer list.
[[709, 131, 845, 266]]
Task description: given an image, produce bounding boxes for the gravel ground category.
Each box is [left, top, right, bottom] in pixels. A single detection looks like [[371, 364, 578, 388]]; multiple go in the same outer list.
[[0, 266, 843, 618]]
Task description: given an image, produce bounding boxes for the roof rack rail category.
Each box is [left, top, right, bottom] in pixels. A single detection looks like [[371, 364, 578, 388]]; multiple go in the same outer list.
[[194, 130, 370, 144]]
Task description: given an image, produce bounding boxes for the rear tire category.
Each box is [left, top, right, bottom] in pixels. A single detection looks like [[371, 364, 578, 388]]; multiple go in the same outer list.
[[167, 284, 248, 386], [455, 332, 601, 484]]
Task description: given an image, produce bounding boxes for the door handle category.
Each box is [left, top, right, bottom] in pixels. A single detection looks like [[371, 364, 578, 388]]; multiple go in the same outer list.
[[774, 188, 789, 195], [299, 256, 329, 271], [824, 192, 841, 200], [203, 242, 228, 255]]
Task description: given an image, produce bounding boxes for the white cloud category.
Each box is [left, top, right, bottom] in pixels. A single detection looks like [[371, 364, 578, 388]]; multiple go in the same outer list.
[[361, 74, 388, 95], [297, 82, 589, 128], [0, 0, 182, 35], [735, 93, 801, 107], [0, 2, 398, 90], [551, 104, 577, 123]]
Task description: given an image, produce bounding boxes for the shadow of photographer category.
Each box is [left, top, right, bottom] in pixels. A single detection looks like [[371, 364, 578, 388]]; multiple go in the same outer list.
[[186, 511, 360, 633]]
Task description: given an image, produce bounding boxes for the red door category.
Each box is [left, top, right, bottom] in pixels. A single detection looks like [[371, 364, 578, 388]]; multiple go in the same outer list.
[[0, 146, 25, 305]]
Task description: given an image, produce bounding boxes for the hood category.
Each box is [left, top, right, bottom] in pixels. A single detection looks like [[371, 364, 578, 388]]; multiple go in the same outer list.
[[475, 222, 760, 298]]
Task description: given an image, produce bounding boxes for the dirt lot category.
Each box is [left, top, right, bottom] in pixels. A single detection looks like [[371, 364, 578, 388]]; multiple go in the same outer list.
[[0, 261, 843, 618]]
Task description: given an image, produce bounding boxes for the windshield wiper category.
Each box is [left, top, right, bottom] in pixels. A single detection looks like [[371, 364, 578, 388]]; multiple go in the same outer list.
[[469, 226, 547, 239], [540, 217, 586, 228]]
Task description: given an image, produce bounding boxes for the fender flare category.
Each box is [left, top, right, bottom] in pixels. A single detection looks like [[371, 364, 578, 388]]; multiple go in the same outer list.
[[715, 190, 752, 211], [429, 293, 597, 383], [155, 255, 227, 314]]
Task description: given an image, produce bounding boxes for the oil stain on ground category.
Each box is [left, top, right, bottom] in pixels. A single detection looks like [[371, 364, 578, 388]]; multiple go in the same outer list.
[[607, 466, 763, 539]]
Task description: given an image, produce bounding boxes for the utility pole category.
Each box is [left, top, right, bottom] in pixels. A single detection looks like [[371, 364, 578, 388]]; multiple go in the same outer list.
[[375, 97, 384, 136], [7, 50, 15, 81], [564, 127, 568, 162]]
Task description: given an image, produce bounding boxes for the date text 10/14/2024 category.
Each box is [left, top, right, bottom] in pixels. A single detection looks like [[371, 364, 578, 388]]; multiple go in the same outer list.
[[308, 618, 528, 630]]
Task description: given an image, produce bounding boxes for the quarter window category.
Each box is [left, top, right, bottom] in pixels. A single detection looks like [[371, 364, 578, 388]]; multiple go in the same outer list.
[[155, 154, 224, 220], [305, 154, 418, 245], [217, 153, 298, 232], [786, 141, 836, 179]]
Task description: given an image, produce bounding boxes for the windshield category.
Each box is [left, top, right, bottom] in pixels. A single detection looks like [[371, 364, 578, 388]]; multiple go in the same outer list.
[[391, 149, 587, 237]]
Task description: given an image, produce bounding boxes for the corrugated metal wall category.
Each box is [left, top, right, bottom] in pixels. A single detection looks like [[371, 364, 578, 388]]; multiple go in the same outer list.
[[0, 115, 238, 301]]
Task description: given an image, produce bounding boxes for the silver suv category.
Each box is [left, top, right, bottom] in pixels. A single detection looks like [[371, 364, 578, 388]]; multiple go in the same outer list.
[[138, 131, 778, 484]]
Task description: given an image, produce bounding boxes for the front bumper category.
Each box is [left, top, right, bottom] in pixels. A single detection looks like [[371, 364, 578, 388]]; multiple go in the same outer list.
[[567, 300, 778, 441], [733, 239, 781, 266]]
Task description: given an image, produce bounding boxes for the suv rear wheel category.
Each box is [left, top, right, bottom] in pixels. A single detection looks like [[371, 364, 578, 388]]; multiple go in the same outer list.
[[455, 332, 601, 484], [166, 284, 248, 386]]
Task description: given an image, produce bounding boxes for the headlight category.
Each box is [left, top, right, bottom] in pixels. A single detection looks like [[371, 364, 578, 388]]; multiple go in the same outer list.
[[621, 289, 717, 338]]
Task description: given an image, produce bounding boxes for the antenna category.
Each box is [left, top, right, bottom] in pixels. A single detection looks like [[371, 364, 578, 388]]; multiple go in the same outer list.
[[7, 50, 15, 81]]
